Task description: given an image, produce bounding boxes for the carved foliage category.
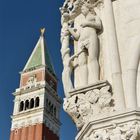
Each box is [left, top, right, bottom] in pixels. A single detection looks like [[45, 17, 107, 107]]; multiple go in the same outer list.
[[63, 85, 114, 129], [60, 0, 103, 20], [83, 121, 140, 140]]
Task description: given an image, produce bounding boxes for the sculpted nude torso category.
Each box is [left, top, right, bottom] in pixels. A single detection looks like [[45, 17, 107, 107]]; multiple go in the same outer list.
[[79, 14, 97, 44], [60, 3, 102, 96], [68, 4, 102, 87]]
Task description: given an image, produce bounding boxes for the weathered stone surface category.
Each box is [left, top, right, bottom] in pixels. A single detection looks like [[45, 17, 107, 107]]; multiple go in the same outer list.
[[60, 0, 140, 139], [76, 110, 140, 140], [63, 81, 114, 129]]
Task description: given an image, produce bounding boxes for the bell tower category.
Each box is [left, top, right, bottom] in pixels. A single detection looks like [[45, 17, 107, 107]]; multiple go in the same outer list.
[[10, 29, 61, 140]]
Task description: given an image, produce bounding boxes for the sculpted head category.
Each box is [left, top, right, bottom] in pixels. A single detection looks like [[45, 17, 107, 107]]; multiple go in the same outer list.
[[63, 12, 70, 22], [81, 3, 95, 16], [81, 4, 90, 16]]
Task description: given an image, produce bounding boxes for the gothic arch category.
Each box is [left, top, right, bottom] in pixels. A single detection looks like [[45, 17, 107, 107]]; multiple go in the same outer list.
[[35, 97, 40, 107], [25, 100, 29, 110], [19, 101, 24, 112], [30, 98, 34, 109], [50, 104, 54, 114], [54, 107, 56, 117]]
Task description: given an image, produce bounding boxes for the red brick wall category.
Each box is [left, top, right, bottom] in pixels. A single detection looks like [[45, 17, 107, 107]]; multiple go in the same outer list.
[[10, 123, 59, 140], [20, 69, 58, 92], [35, 124, 43, 140], [21, 127, 28, 140], [28, 125, 35, 140], [10, 130, 14, 140], [43, 124, 59, 140], [20, 70, 45, 87]]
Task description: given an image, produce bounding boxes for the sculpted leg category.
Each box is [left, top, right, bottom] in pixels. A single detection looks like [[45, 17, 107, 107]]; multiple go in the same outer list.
[[78, 52, 88, 87], [88, 38, 99, 84], [61, 36, 73, 97], [62, 66, 73, 98]]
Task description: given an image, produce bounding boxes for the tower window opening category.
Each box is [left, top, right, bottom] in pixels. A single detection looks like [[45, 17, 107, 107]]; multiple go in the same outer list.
[[19, 101, 24, 112], [46, 99, 49, 106], [54, 107, 56, 117], [49, 80, 55, 89], [35, 97, 40, 107], [48, 101, 51, 112], [46, 99, 49, 107], [30, 98, 34, 109], [25, 100, 29, 110], [50, 104, 54, 114]]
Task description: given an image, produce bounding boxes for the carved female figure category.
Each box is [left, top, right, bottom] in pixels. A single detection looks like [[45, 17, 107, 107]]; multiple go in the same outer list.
[[68, 3, 102, 87], [60, 12, 74, 97]]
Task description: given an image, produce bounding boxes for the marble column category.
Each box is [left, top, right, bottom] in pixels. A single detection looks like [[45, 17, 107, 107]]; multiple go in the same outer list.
[[120, 0, 140, 109], [137, 64, 140, 107], [104, 0, 125, 110]]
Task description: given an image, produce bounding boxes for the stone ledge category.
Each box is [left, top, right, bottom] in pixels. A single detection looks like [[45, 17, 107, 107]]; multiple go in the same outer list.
[[76, 109, 140, 140], [11, 107, 44, 119], [69, 80, 110, 96]]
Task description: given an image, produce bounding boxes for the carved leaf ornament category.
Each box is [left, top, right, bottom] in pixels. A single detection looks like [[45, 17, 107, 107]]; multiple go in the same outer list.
[[63, 85, 114, 129]]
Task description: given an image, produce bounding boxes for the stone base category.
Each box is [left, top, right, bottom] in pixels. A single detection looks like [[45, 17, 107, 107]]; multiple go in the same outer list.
[[63, 81, 114, 129], [63, 81, 140, 140], [76, 109, 140, 140]]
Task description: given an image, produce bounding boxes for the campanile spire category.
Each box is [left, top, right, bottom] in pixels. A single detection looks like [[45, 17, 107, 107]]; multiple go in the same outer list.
[[40, 28, 45, 36], [10, 30, 61, 140]]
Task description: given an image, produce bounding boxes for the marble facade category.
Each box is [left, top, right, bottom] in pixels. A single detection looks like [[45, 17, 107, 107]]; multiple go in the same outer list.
[[60, 0, 140, 139]]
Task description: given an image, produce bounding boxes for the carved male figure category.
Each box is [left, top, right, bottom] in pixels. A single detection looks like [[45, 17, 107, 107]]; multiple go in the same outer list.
[[68, 3, 102, 87]]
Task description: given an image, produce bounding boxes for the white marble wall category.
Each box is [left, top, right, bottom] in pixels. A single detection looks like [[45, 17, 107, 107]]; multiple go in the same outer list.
[[112, 0, 140, 109], [60, 0, 140, 139]]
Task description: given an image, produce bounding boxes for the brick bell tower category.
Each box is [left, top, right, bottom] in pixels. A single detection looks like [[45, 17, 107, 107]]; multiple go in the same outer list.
[[10, 28, 61, 140]]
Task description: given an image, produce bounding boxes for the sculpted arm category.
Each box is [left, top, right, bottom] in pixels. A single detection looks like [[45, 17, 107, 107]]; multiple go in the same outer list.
[[68, 27, 80, 41], [94, 16, 102, 30]]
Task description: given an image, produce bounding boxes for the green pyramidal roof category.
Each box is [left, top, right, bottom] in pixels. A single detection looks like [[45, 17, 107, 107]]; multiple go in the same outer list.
[[24, 34, 55, 75], [26, 41, 42, 69]]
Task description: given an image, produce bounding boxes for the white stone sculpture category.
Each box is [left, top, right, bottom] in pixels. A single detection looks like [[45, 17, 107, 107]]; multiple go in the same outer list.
[[26, 74, 37, 88], [68, 3, 102, 87], [60, 0, 140, 140], [63, 83, 114, 129], [82, 122, 140, 140], [83, 129, 110, 140], [60, 1, 102, 94], [60, 11, 74, 97]]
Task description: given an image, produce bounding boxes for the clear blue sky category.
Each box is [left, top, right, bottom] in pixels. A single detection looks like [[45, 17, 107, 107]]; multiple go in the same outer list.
[[0, 0, 77, 139]]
